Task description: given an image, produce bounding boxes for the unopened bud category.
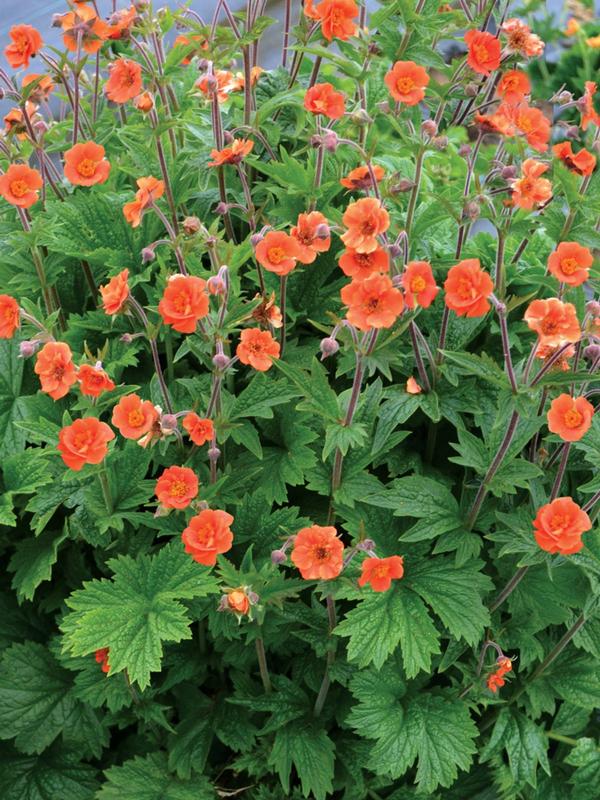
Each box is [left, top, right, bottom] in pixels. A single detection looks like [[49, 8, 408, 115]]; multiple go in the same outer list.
[[212, 352, 231, 370], [204, 74, 218, 92], [464, 200, 480, 220], [120, 333, 134, 343], [223, 130, 234, 144], [160, 413, 178, 433], [563, 124, 580, 139], [367, 42, 381, 56], [583, 344, 600, 361], [388, 243, 402, 258], [250, 232, 264, 247], [389, 178, 415, 194], [586, 300, 600, 316], [141, 247, 155, 263], [33, 119, 49, 135], [458, 144, 471, 158], [501, 165, 517, 181], [314, 223, 330, 240], [310, 134, 322, 148], [207, 275, 226, 295], [421, 119, 438, 137], [51, 13, 62, 27], [350, 109, 373, 126], [208, 446, 221, 461], [556, 90, 573, 104], [19, 340, 39, 358], [271, 549, 287, 564], [198, 58, 209, 71], [464, 82, 479, 97], [431, 135, 448, 150], [247, 590, 259, 605], [323, 131, 339, 152], [320, 337, 339, 358], [215, 202, 230, 215], [376, 100, 391, 114], [357, 538, 376, 552], [574, 97, 588, 113], [182, 215, 201, 235], [133, 91, 154, 113]]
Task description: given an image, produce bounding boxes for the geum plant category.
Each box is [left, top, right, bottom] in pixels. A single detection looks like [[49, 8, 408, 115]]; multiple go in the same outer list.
[[0, 0, 599, 797]]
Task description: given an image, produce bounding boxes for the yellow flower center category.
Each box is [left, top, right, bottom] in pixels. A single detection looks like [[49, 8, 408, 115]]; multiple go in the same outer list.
[[128, 409, 144, 427], [169, 480, 188, 497], [560, 257, 579, 275], [396, 76, 415, 94], [77, 158, 97, 177], [10, 179, 29, 198], [268, 246, 286, 264], [564, 409, 583, 428], [411, 276, 427, 292]]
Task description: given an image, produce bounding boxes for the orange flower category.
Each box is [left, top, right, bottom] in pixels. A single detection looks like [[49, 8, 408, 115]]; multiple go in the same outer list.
[[95, 648, 110, 674], [183, 412, 214, 446], [444, 259, 493, 318], [547, 394, 594, 442], [34, 342, 77, 400], [174, 33, 208, 64], [464, 30, 501, 76], [474, 107, 514, 137], [496, 70, 531, 103], [208, 138, 254, 167], [510, 158, 552, 210], [182, 509, 234, 565], [133, 91, 154, 113], [384, 60, 430, 105], [547, 242, 593, 286], [312, 0, 358, 41], [501, 102, 550, 152], [122, 176, 165, 227], [406, 377, 422, 394], [77, 363, 115, 397], [524, 298, 581, 347], [155, 465, 199, 510], [64, 141, 111, 186], [553, 142, 596, 177], [158, 275, 209, 334], [105, 58, 142, 104], [358, 555, 404, 592], [487, 673, 505, 693], [338, 246, 389, 279], [100, 269, 129, 315], [290, 211, 331, 264], [111, 393, 159, 439], [251, 292, 283, 328], [564, 18, 580, 37], [4, 105, 34, 139], [60, 3, 111, 54], [22, 73, 54, 102], [304, 82, 346, 118], [581, 82, 600, 131], [340, 165, 385, 191], [0, 164, 42, 209], [586, 35, 600, 48], [535, 342, 576, 371], [255, 230, 302, 276], [291, 525, 344, 579], [501, 18, 544, 57], [226, 589, 250, 615], [107, 5, 137, 40], [58, 417, 115, 471], [196, 70, 235, 103], [5, 25, 42, 69], [341, 272, 404, 331], [341, 197, 389, 253], [236, 328, 280, 371], [533, 497, 591, 555], [402, 261, 439, 309], [0, 295, 20, 339]]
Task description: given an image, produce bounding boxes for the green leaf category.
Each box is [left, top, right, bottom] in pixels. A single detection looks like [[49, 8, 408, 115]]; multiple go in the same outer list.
[[98, 752, 215, 799], [0, 743, 98, 800], [441, 351, 509, 389], [9, 527, 68, 602], [322, 421, 367, 461], [168, 695, 215, 779], [269, 722, 335, 800], [481, 709, 550, 788], [229, 374, 299, 420], [60, 542, 219, 689], [565, 738, 600, 800], [335, 585, 440, 676]]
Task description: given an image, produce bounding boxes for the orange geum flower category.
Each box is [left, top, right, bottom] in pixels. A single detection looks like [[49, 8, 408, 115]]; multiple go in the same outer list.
[[341, 272, 404, 331], [77, 363, 115, 397], [533, 497, 591, 555], [0, 295, 20, 339], [291, 525, 344, 580], [547, 394, 594, 442], [133, 91, 154, 113], [510, 158, 552, 210], [313, 0, 358, 41], [304, 82, 346, 118], [358, 555, 404, 592], [384, 60, 430, 105], [100, 269, 129, 315], [487, 673, 505, 693], [501, 102, 550, 152], [5, 24, 42, 69], [338, 246, 389, 279], [95, 648, 110, 674], [182, 508, 234, 566], [563, 18, 580, 37], [444, 259, 493, 318], [236, 328, 280, 371], [174, 33, 208, 64], [155, 465, 199, 510], [402, 260, 439, 309], [535, 342, 575, 371], [60, 3, 111, 54], [587, 35, 600, 48], [208, 138, 254, 167], [547, 242, 593, 286], [474, 107, 514, 137], [341, 197, 389, 254], [34, 342, 77, 400], [525, 298, 580, 347], [111, 393, 159, 440], [0, 164, 42, 209], [22, 73, 54, 102], [464, 30, 501, 76], [501, 18, 544, 57], [496, 70, 531, 103], [122, 176, 164, 227], [64, 141, 111, 186], [225, 588, 251, 616], [105, 58, 142, 104], [290, 211, 331, 264], [158, 275, 209, 334], [406, 377, 422, 394], [255, 230, 302, 276], [4, 103, 39, 140], [340, 165, 385, 191], [196, 70, 234, 103], [58, 417, 115, 471], [183, 412, 214, 446], [107, 5, 137, 40], [553, 141, 596, 177], [580, 82, 600, 131], [251, 292, 283, 328]]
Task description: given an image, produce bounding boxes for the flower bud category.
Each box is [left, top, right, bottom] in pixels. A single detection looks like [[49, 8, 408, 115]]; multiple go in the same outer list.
[[555, 90, 573, 105], [51, 13, 62, 27], [583, 344, 600, 361], [120, 333, 134, 344], [501, 165, 517, 181], [464, 200, 480, 220], [208, 446, 221, 462], [464, 82, 479, 97], [322, 131, 339, 152], [586, 300, 600, 316], [563, 124, 580, 139], [204, 74, 218, 92], [197, 58, 209, 71], [421, 119, 438, 137], [134, 91, 154, 113], [19, 340, 39, 358], [391, 274, 403, 287], [182, 215, 201, 235], [212, 352, 231, 370], [310, 134, 322, 148], [376, 100, 391, 114], [33, 119, 49, 135], [350, 109, 373, 126], [227, 589, 250, 615], [271, 548, 287, 564], [320, 337, 339, 358], [223, 130, 234, 144], [431, 135, 448, 150], [207, 275, 226, 295], [314, 223, 330, 240], [215, 202, 230, 215], [141, 246, 155, 263], [250, 232, 264, 247], [389, 178, 415, 194], [159, 413, 178, 434], [458, 144, 471, 158]]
